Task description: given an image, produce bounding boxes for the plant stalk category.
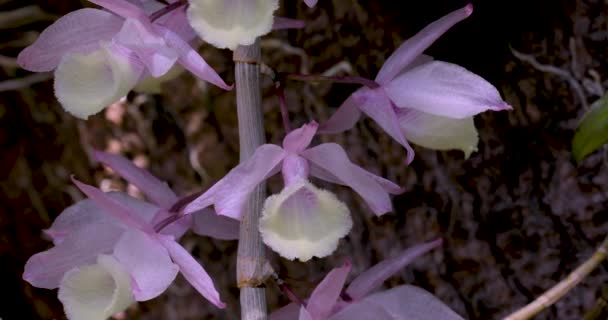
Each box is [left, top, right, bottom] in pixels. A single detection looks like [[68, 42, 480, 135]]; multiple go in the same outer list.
[[234, 41, 268, 320]]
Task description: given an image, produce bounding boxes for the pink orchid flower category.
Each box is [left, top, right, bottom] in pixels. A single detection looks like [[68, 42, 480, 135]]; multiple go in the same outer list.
[[271, 239, 463, 320], [18, 0, 230, 119], [183, 122, 403, 260], [24, 151, 238, 319], [320, 4, 512, 163]]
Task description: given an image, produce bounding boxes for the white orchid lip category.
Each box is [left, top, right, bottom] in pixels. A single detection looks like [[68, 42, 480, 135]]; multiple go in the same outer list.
[[58, 254, 134, 320], [259, 179, 352, 262], [186, 0, 279, 50]]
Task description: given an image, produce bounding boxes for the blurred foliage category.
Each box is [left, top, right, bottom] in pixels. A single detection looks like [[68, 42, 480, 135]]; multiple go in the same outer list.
[[573, 93, 608, 163]]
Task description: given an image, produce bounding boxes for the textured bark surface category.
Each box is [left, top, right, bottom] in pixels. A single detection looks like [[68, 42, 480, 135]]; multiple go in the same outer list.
[[1, 0, 607, 319]]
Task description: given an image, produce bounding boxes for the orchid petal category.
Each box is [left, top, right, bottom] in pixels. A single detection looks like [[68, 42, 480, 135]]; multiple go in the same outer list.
[[260, 180, 352, 261], [302, 143, 398, 215], [397, 109, 479, 158], [307, 261, 351, 319], [191, 208, 240, 240], [17, 8, 122, 72], [384, 61, 512, 119], [375, 4, 472, 85], [299, 307, 314, 320], [54, 43, 143, 119], [150, 209, 192, 238], [94, 150, 177, 208], [113, 230, 179, 301], [330, 285, 464, 320], [318, 92, 363, 134], [353, 88, 415, 164], [89, 0, 149, 22], [24, 221, 123, 289], [156, 5, 197, 42], [345, 239, 442, 300], [183, 144, 286, 219], [187, 0, 279, 50], [45, 192, 158, 244], [58, 255, 134, 320], [72, 177, 155, 234], [303, 0, 318, 7], [157, 235, 225, 308], [114, 19, 179, 77], [308, 165, 403, 196], [283, 122, 318, 153], [270, 303, 301, 320], [154, 24, 232, 90], [273, 17, 305, 30]]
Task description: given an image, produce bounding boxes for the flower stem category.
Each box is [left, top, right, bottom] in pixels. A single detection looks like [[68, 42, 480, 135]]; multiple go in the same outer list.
[[234, 41, 268, 320], [504, 235, 608, 320]]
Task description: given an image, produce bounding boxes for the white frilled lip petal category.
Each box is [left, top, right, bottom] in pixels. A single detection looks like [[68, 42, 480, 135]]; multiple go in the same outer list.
[[375, 4, 472, 85], [397, 109, 479, 158], [54, 43, 143, 119], [384, 61, 512, 119], [113, 230, 179, 301], [17, 8, 123, 72], [58, 255, 134, 320], [187, 0, 279, 50], [259, 180, 353, 262]]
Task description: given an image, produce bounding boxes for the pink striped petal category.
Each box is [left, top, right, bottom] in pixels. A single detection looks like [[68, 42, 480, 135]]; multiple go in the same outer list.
[[283, 122, 318, 153], [154, 24, 232, 90], [157, 235, 225, 308], [183, 145, 286, 219], [302, 143, 398, 216], [191, 208, 240, 240], [306, 261, 351, 319], [24, 221, 123, 289], [384, 61, 512, 119], [72, 178, 155, 235], [273, 17, 305, 30], [299, 308, 314, 320], [17, 8, 122, 72], [345, 239, 442, 300], [94, 150, 177, 208], [331, 285, 464, 320], [375, 4, 472, 85], [318, 92, 363, 134], [89, 0, 149, 22], [353, 88, 415, 164], [113, 229, 179, 301], [156, 5, 197, 42]]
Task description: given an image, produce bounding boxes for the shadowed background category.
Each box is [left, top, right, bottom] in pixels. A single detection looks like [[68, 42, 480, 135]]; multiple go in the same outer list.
[[1, 0, 607, 319]]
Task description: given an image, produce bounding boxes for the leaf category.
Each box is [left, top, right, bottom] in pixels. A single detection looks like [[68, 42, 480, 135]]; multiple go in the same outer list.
[[573, 94, 608, 163]]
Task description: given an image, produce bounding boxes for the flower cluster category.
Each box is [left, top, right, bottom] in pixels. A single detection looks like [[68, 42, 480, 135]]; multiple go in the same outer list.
[[18, 1, 512, 319]]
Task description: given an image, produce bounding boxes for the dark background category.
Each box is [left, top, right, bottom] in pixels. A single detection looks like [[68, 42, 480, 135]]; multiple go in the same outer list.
[[1, 0, 607, 319]]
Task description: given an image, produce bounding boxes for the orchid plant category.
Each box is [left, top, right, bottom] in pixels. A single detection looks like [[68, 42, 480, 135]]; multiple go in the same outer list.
[[18, 0, 512, 319]]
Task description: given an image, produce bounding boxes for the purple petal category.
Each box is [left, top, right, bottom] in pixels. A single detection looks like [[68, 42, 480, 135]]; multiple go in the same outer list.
[[345, 239, 442, 300], [154, 24, 232, 90], [183, 145, 286, 219], [306, 261, 351, 319], [113, 229, 179, 301], [283, 122, 318, 153], [318, 92, 363, 134], [24, 221, 123, 289], [302, 143, 399, 216], [375, 4, 473, 85], [191, 208, 240, 240], [89, 0, 149, 21], [114, 19, 179, 77], [156, 5, 197, 42], [17, 8, 122, 72], [151, 209, 192, 239], [94, 150, 177, 208], [303, 0, 318, 7], [273, 17, 305, 30], [353, 88, 415, 164], [72, 177, 155, 234], [384, 61, 513, 119], [331, 285, 464, 320], [157, 235, 225, 308], [299, 307, 314, 320], [270, 303, 301, 320]]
